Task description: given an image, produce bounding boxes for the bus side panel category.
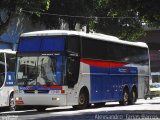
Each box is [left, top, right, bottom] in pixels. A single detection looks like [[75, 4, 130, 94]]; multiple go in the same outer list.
[[83, 58, 140, 103], [90, 66, 110, 102], [110, 65, 138, 101], [137, 65, 149, 98]]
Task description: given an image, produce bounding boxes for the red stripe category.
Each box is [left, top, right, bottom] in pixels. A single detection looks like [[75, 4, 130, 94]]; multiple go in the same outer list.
[[42, 85, 62, 89], [80, 59, 127, 68]]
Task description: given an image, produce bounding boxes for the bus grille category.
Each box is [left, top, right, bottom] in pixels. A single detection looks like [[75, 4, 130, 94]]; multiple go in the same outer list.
[[24, 90, 49, 94]]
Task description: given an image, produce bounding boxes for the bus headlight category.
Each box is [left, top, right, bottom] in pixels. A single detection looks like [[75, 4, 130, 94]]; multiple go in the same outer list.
[[15, 97, 24, 105], [15, 97, 22, 101], [52, 97, 60, 101]]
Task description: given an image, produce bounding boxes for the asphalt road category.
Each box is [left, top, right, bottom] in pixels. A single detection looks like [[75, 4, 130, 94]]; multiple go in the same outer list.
[[1, 97, 160, 120]]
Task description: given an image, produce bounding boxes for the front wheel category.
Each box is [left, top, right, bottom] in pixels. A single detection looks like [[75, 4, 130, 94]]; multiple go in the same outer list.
[[8, 94, 16, 111], [73, 90, 89, 110]]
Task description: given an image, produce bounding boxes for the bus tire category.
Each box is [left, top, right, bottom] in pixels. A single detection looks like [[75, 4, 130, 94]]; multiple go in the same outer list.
[[144, 96, 147, 100], [119, 88, 129, 106], [74, 89, 89, 110], [8, 93, 16, 111], [129, 89, 137, 105], [36, 106, 47, 112]]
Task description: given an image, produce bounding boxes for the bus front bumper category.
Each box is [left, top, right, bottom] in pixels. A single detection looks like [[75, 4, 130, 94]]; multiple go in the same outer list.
[[15, 94, 67, 106]]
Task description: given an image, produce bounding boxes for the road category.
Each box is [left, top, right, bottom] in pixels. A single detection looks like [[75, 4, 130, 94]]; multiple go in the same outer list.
[[0, 97, 160, 120]]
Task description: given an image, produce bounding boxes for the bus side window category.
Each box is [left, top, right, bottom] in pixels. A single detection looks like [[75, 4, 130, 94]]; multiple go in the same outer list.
[[67, 57, 79, 88]]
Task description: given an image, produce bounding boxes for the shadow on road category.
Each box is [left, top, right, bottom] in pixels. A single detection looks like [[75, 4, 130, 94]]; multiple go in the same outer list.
[[0, 103, 121, 115], [1, 103, 160, 120]]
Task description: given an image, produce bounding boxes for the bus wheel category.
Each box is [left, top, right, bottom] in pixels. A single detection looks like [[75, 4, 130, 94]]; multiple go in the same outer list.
[[144, 96, 147, 100], [36, 106, 47, 112], [9, 94, 16, 111], [74, 90, 89, 110], [119, 89, 129, 106], [129, 89, 137, 105]]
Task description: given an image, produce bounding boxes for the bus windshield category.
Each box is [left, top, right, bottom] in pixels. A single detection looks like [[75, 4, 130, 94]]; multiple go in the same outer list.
[[17, 55, 65, 86]]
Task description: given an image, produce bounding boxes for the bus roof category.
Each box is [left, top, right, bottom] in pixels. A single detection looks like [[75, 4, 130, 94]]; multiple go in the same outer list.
[[21, 30, 148, 48], [0, 49, 16, 54]]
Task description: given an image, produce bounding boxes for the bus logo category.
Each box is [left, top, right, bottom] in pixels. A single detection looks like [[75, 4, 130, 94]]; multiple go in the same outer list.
[[118, 68, 129, 73]]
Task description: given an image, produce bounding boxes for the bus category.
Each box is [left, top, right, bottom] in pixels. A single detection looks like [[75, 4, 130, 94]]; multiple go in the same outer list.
[[148, 72, 160, 98], [151, 72, 160, 83], [14, 30, 150, 111], [0, 49, 16, 111]]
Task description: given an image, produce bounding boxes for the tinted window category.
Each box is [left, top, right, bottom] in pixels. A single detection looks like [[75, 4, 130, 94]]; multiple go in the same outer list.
[[67, 36, 80, 56], [19, 37, 65, 52], [6, 54, 16, 71], [82, 37, 107, 60], [126, 46, 149, 65], [107, 42, 127, 61], [81, 37, 149, 65]]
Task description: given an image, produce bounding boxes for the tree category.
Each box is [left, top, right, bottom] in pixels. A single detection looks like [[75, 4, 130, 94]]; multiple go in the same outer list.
[[0, 0, 160, 41], [0, 0, 50, 35], [38, 0, 94, 30], [0, 0, 15, 35], [91, 0, 160, 41]]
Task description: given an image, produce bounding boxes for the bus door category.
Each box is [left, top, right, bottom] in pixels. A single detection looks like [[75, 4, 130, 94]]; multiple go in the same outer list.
[[66, 56, 79, 88]]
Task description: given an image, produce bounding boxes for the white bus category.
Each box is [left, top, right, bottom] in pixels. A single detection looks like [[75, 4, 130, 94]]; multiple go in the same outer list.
[[0, 49, 16, 111], [14, 30, 150, 111]]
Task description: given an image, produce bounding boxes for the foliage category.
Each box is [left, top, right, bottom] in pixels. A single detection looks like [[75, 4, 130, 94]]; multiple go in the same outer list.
[[0, 0, 160, 41], [0, 0, 51, 35], [38, 0, 94, 30], [91, 0, 160, 40], [16, 0, 50, 11]]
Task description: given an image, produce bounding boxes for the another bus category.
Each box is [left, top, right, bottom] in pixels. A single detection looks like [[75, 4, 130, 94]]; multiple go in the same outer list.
[[0, 49, 16, 111], [148, 72, 160, 98], [14, 30, 150, 111]]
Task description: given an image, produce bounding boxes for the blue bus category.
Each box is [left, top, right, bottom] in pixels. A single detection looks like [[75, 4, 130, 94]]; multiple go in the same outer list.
[[14, 30, 150, 111]]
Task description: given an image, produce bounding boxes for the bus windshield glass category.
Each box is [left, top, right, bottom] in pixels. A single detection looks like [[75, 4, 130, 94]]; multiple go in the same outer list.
[[17, 55, 65, 86]]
